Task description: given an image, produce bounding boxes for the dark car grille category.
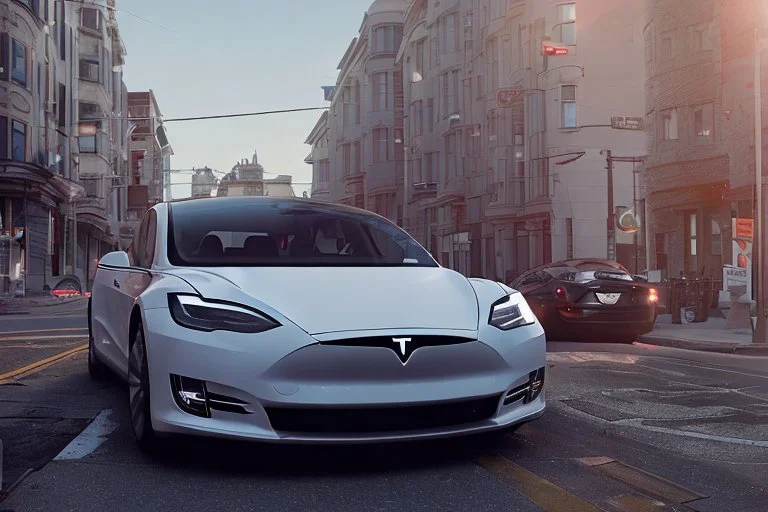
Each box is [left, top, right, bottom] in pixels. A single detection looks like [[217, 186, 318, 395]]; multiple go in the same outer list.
[[265, 395, 502, 434], [319, 335, 476, 364]]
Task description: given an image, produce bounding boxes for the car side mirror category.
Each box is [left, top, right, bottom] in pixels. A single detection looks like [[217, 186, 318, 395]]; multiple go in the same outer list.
[[99, 251, 130, 269]]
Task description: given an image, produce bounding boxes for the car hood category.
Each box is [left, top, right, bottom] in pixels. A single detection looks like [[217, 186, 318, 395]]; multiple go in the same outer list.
[[167, 266, 479, 335]]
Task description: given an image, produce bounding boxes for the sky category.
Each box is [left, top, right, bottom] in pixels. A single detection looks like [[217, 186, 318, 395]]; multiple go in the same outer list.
[[116, 0, 371, 199]]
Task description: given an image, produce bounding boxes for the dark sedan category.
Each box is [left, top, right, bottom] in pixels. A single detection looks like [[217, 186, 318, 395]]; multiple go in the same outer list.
[[511, 259, 658, 342]]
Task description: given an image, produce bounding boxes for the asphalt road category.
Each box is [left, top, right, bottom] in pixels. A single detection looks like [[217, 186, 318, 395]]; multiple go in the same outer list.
[[0, 307, 766, 512]]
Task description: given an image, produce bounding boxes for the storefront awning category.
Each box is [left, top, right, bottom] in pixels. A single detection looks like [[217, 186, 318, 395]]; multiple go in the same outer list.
[[0, 161, 84, 204]]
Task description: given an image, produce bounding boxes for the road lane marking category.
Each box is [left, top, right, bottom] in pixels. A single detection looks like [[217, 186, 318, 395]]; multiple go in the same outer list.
[[0, 327, 88, 335], [54, 409, 117, 460], [0, 334, 88, 342], [607, 494, 669, 512], [0, 343, 88, 382], [474, 454, 602, 512], [578, 457, 704, 504]]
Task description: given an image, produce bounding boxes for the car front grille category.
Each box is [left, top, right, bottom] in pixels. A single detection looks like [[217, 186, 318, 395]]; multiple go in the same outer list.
[[265, 395, 502, 434]]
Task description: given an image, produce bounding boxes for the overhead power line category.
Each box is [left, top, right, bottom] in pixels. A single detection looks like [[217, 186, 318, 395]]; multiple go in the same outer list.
[[163, 107, 330, 123]]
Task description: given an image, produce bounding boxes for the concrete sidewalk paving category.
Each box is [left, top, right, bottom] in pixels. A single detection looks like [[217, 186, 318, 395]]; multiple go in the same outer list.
[[639, 314, 768, 356], [0, 295, 86, 316]]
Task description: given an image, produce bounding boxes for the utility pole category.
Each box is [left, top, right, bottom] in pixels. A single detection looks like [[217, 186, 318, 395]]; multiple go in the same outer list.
[[753, 28, 766, 343], [602, 150, 616, 261]]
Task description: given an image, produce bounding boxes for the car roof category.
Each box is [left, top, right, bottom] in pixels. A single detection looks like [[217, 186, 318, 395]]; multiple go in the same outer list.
[[165, 195, 377, 218], [526, 259, 630, 275]]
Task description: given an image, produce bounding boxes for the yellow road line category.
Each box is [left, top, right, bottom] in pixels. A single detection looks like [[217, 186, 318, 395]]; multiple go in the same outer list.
[[0, 343, 88, 382], [0, 327, 88, 335], [0, 334, 88, 342], [475, 454, 602, 512]]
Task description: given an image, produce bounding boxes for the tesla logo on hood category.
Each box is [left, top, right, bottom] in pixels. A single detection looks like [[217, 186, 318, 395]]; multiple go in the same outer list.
[[392, 337, 411, 356]]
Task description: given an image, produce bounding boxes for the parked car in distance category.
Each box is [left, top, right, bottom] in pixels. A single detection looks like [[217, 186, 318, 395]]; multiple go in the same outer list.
[[511, 259, 658, 343]]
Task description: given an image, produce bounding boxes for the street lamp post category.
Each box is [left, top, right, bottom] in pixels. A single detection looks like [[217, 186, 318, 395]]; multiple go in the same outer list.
[[753, 29, 766, 343]]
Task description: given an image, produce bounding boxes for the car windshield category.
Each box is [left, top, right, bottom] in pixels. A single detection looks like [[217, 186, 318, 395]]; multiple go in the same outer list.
[[544, 266, 634, 283], [167, 198, 437, 267]]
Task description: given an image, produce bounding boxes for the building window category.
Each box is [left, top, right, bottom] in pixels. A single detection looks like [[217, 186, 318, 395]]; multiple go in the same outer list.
[[426, 98, 434, 133], [442, 70, 459, 117], [693, 24, 712, 52], [0, 115, 7, 160], [412, 100, 423, 136], [79, 123, 98, 153], [82, 7, 101, 31], [487, 38, 499, 89], [79, 59, 100, 82], [660, 108, 678, 140], [372, 25, 403, 54], [693, 102, 714, 144], [82, 178, 100, 197], [414, 39, 425, 76], [445, 132, 457, 179], [11, 120, 26, 161], [560, 85, 577, 128], [79, 101, 101, 120], [661, 31, 674, 60], [11, 39, 27, 87], [372, 72, 388, 111], [557, 3, 576, 45], [439, 12, 459, 54], [373, 127, 389, 162]]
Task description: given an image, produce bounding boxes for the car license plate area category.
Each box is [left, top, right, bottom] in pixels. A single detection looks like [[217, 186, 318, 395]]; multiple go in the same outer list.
[[596, 292, 622, 305]]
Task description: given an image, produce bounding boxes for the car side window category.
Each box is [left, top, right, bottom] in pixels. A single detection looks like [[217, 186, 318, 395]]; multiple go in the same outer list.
[[132, 214, 150, 268], [142, 210, 157, 268]]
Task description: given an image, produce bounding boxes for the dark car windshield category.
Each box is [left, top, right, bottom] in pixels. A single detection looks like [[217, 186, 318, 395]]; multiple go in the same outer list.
[[167, 198, 437, 267], [543, 266, 634, 283]]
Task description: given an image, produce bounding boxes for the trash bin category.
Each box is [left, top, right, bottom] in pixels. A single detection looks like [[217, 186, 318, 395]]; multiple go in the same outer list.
[[693, 279, 710, 323], [670, 278, 684, 324]]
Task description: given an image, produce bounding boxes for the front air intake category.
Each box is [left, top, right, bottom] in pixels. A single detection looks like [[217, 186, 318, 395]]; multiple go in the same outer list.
[[170, 374, 252, 417]]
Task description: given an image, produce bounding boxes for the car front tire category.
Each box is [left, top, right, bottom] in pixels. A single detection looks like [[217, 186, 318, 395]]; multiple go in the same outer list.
[[128, 322, 159, 451]]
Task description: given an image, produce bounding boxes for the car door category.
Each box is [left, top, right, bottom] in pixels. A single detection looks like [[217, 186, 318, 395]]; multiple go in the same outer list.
[[114, 210, 157, 374]]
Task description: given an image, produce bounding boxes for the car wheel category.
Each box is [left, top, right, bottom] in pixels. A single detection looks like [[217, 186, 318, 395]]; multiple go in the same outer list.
[[87, 300, 108, 380], [128, 323, 158, 451]]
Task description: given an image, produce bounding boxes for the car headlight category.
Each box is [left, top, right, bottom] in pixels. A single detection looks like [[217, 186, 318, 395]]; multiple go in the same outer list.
[[488, 293, 536, 331], [168, 294, 281, 333]]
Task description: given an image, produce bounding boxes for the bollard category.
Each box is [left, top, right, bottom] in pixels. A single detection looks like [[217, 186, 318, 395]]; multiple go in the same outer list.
[[1, 437, 4, 491]]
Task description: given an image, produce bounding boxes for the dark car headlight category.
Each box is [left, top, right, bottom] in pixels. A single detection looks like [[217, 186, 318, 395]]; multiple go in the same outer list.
[[168, 294, 280, 333], [489, 293, 537, 331]]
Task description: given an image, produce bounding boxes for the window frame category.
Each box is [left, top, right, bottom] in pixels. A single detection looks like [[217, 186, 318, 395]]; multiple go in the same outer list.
[[11, 38, 27, 87], [11, 119, 26, 161], [560, 85, 577, 128]]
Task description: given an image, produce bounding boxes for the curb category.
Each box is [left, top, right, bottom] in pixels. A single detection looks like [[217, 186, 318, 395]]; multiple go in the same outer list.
[[638, 336, 768, 356]]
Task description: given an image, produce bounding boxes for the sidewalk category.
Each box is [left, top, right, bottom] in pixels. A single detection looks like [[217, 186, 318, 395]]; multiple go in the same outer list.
[[639, 314, 768, 356], [0, 295, 86, 316]]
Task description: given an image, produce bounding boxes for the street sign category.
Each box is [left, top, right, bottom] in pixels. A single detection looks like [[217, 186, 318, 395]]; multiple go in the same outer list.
[[496, 88, 524, 108], [611, 117, 644, 131], [543, 44, 569, 56]]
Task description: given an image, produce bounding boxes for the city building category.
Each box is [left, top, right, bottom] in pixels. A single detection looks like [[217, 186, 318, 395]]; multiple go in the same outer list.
[[316, 0, 407, 222], [216, 151, 295, 198], [306, 110, 330, 200], [72, 0, 130, 290], [125, 90, 172, 243], [399, 0, 646, 279], [643, 0, 768, 285], [191, 167, 218, 198], [1, 0, 82, 296]]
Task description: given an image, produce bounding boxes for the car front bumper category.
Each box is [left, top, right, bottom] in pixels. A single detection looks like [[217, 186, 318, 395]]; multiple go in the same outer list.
[[141, 307, 547, 444]]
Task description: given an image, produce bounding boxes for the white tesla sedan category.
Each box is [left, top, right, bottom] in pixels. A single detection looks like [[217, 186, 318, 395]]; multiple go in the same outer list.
[[89, 196, 546, 450]]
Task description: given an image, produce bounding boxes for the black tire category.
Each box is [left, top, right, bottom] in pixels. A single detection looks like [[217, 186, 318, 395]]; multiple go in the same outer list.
[[87, 299, 108, 380], [128, 323, 159, 451]]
